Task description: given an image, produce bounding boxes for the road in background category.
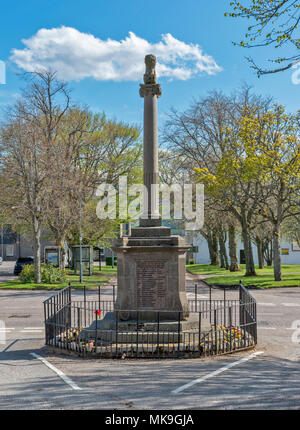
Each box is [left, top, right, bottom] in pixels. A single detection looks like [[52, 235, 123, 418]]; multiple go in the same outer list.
[[0, 283, 300, 409]]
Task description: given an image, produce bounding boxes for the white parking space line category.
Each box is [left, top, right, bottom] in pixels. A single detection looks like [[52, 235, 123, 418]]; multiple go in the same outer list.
[[24, 327, 44, 330], [282, 303, 300, 307], [257, 303, 276, 306], [186, 293, 207, 299], [258, 327, 297, 330], [21, 330, 43, 333], [172, 351, 264, 394], [30, 353, 82, 391]]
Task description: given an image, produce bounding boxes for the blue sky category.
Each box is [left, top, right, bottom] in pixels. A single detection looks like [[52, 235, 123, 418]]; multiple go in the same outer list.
[[0, 0, 299, 127]]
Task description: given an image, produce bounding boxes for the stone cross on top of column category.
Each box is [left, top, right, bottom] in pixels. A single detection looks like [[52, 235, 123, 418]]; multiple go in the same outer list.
[[139, 55, 162, 227]]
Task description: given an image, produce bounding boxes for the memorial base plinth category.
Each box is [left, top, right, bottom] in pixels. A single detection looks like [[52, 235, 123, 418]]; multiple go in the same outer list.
[[112, 231, 191, 321]]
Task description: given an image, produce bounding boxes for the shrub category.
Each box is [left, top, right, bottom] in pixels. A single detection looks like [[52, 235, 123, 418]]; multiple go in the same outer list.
[[41, 263, 67, 284], [19, 264, 35, 283], [19, 263, 67, 284]]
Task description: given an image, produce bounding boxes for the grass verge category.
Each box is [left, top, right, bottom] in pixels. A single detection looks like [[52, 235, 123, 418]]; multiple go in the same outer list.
[[0, 265, 117, 290], [186, 264, 300, 288]]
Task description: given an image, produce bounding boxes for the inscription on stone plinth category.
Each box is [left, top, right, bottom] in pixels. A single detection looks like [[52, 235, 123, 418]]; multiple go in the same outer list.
[[136, 261, 166, 309]]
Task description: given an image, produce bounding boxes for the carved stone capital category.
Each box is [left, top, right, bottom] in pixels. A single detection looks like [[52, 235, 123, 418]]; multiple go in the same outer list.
[[139, 84, 162, 98]]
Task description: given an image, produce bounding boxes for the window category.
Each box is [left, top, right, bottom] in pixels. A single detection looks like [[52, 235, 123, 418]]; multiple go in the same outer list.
[[292, 243, 300, 252], [6, 245, 14, 257]]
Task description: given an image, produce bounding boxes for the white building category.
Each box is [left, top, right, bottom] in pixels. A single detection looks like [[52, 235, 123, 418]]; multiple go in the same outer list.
[[188, 233, 300, 266]]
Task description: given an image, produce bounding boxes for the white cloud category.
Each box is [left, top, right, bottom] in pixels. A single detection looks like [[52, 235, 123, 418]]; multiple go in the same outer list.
[[10, 27, 222, 82], [291, 62, 300, 85]]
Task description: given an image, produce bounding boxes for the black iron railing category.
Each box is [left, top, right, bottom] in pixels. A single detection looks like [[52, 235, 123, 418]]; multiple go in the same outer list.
[[43, 282, 257, 359]]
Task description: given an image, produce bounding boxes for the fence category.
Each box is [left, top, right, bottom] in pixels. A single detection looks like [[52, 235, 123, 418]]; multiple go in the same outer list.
[[43, 282, 257, 359]]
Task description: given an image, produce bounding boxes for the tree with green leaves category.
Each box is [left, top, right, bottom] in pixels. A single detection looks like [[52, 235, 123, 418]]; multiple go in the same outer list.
[[226, 0, 300, 75], [45, 107, 142, 268], [247, 105, 300, 280], [197, 103, 300, 281]]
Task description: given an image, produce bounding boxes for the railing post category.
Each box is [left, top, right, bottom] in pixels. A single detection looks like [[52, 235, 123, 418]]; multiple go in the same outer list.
[[224, 287, 226, 327], [44, 302, 48, 344], [68, 285, 72, 327], [177, 312, 181, 358], [209, 285, 212, 323], [84, 285, 86, 327], [198, 312, 201, 356], [95, 312, 98, 351], [98, 285, 101, 310], [136, 311, 139, 358], [254, 301, 257, 344], [195, 284, 197, 312], [229, 306, 232, 351], [115, 310, 119, 357], [214, 309, 217, 354], [77, 307, 80, 328], [157, 312, 160, 358]]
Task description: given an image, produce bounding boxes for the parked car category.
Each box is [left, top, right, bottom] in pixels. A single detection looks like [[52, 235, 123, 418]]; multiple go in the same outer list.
[[14, 257, 34, 275]]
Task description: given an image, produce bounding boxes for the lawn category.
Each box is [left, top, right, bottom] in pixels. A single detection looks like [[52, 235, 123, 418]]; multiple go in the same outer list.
[[186, 264, 228, 275], [205, 273, 300, 288], [0, 265, 117, 290], [186, 264, 300, 288], [186, 263, 300, 276]]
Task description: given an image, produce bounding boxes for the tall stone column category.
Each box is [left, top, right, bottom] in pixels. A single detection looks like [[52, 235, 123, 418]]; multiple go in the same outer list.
[[112, 54, 191, 321], [139, 55, 161, 226]]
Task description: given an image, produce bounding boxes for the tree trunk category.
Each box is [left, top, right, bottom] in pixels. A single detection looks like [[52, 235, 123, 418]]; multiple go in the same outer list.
[[33, 216, 41, 283], [56, 236, 66, 270], [228, 225, 240, 272], [263, 240, 273, 266], [207, 234, 219, 266], [256, 237, 264, 269], [273, 223, 282, 281], [267, 241, 273, 266], [241, 219, 256, 276], [219, 233, 229, 269], [219, 236, 225, 268]]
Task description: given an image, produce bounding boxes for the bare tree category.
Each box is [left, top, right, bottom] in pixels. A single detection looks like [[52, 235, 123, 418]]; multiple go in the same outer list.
[[0, 71, 70, 282]]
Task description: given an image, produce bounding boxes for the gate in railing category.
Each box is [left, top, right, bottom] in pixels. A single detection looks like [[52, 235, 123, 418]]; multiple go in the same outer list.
[[239, 283, 257, 344], [44, 285, 72, 345]]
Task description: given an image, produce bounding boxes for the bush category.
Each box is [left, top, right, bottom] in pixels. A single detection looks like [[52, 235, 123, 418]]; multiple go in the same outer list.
[[41, 263, 67, 284], [19, 263, 67, 284], [19, 264, 35, 283]]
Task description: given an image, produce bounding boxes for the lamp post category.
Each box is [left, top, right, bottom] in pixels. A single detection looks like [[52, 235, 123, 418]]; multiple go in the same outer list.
[[0, 208, 6, 260], [79, 198, 83, 284], [1, 223, 3, 260]]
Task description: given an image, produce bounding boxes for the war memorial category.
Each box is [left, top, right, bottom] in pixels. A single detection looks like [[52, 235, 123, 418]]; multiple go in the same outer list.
[[44, 56, 257, 359]]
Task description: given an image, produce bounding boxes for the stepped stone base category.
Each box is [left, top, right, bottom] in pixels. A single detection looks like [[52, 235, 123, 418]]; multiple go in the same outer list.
[[80, 312, 212, 343]]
